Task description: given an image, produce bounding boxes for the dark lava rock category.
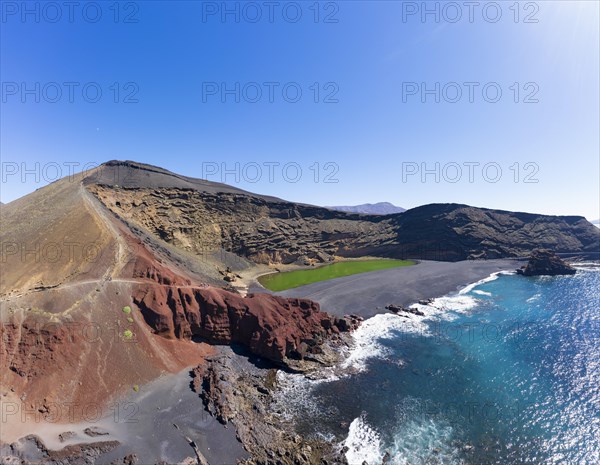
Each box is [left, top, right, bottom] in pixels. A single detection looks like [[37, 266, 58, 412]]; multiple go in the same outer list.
[[192, 349, 351, 465], [58, 431, 76, 443], [83, 427, 110, 437], [517, 249, 577, 276], [3, 434, 120, 465], [121, 453, 138, 465], [386, 304, 425, 316]]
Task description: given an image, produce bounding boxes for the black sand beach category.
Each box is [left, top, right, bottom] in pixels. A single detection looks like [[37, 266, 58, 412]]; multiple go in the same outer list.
[[4, 259, 520, 464], [251, 259, 519, 319]]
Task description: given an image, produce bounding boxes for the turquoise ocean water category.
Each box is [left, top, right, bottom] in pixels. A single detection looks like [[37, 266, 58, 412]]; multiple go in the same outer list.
[[275, 266, 600, 465]]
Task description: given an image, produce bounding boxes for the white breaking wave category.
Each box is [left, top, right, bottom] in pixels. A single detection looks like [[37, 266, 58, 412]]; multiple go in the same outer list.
[[387, 417, 461, 465], [340, 270, 516, 372], [458, 270, 514, 295], [272, 371, 338, 422], [427, 270, 516, 314], [340, 313, 428, 372], [342, 401, 463, 465], [573, 262, 600, 271], [430, 294, 479, 314], [383, 397, 463, 465], [344, 416, 383, 465], [473, 289, 492, 296]]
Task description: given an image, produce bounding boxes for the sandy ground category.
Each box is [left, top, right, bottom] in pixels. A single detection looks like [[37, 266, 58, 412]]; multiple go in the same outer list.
[[94, 368, 247, 465], [249, 259, 521, 318], [1, 369, 247, 465]]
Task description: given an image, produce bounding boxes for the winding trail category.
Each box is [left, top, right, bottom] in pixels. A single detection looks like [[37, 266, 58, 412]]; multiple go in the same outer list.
[[0, 278, 210, 302], [80, 184, 128, 279], [1, 185, 210, 303]]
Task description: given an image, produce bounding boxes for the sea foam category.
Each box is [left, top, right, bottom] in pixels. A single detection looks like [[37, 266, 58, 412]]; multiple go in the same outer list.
[[458, 270, 514, 295], [340, 271, 512, 372], [344, 416, 383, 465], [272, 371, 338, 422], [342, 402, 462, 465], [387, 416, 460, 465], [473, 289, 492, 296], [340, 313, 428, 372]]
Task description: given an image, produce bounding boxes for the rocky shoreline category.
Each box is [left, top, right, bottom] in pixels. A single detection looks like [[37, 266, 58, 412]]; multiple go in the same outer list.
[[0, 436, 122, 465], [1, 258, 525, 465], [5, 252, 583, 465], [192, 344, 353, 465], [0, 316, 361, 465]]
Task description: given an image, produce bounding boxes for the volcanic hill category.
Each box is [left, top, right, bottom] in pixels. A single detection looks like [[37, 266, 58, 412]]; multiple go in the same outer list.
[[1, 160, 598, 438]]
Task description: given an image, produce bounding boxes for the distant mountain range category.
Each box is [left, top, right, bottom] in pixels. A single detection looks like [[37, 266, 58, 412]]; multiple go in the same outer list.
[[325, 202, 406, 215]]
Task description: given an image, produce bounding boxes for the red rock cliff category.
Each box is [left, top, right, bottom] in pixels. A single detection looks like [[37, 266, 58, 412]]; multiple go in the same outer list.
[[133, 285, 358, 364]]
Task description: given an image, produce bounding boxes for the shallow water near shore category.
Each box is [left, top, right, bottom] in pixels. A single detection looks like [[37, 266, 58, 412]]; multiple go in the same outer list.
[[275, 266, 600, 464]]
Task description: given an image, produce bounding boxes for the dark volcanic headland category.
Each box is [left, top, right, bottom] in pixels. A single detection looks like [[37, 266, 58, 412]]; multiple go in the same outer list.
[[1, 160, 598, 464], [84, 161, 598, 264], [516, 249, 578, 276]]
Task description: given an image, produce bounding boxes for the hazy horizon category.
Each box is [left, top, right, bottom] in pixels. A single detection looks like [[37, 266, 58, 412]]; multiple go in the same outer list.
[[0, 158, 599, 222]]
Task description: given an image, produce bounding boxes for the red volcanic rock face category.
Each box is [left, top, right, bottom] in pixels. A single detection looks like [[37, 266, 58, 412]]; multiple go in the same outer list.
[[1, 322, 80, 379], [126, 236, 192, 287], [124, 227, 359, 364], [133, 285, 356, 364]]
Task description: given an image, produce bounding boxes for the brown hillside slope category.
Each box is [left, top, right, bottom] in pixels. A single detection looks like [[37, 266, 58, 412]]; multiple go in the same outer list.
[[0, 165, 351, 439], [1, 160, 598, 440], [0, 174, 214, 437]]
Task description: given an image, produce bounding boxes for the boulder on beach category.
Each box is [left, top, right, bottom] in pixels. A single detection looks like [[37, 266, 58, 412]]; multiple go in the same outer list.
[[386, 304, 425, 316]]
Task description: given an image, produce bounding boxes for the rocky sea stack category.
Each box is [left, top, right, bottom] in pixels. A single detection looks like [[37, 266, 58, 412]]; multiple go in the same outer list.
[[517, 249, 577, 276]]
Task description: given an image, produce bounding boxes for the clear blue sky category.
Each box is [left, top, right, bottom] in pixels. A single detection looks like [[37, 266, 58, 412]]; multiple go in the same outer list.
[[1, 1, 598, 220]]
